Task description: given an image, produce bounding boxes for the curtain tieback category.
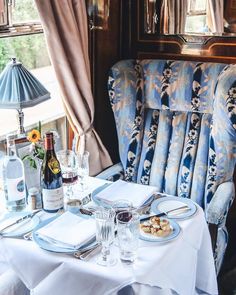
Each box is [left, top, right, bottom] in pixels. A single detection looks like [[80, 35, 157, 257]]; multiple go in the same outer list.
[[78, 124, 94, 137]]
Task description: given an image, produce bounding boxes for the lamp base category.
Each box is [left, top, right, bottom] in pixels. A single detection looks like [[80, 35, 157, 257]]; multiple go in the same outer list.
[[17, 109, 26, 136]]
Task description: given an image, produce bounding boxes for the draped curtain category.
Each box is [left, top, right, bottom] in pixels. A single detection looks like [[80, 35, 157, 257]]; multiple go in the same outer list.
[[35, 0, 112, 175], [161, 0, 188, 34], [206, 0, 224, 35]]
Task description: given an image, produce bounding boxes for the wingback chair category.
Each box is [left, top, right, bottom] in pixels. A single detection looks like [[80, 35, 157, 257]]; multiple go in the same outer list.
[[98, 59, 236, 273]]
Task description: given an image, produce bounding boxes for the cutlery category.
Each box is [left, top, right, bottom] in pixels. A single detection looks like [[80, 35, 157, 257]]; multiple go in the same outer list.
[[79, 244, 102, 261], [23, 231, 33, 241], [0, 209, 41, 234], [141, 205, 190, 221], [79, 208, 94, 216], [73, 243, 100, 259]]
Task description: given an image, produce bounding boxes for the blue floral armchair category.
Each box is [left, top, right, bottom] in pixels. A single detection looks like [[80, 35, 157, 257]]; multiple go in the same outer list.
[[97, 59, 236, 273]]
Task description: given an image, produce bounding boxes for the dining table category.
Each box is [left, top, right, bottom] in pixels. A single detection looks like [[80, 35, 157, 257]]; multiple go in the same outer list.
[[0, 177, 218, 295]]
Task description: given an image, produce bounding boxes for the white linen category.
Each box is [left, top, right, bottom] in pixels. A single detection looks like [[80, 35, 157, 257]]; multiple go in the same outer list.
[[95, 179, 157, 208], [0, 208, 218, 295], [35, 211, 96, 249], [0, 267, 29, 295], [0, 178, 218, 295]]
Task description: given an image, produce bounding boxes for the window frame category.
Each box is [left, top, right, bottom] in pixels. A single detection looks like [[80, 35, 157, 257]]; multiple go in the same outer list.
[[0, 1, 43, 38], [185, 0, 207, 34], [0, 0, 73, 149]]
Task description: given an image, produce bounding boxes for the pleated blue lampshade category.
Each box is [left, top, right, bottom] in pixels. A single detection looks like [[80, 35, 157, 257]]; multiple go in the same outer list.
[[0, 58, 50, 109]]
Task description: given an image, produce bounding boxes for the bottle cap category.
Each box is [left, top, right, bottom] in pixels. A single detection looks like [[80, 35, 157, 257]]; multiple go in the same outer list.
[[6, 134, 16, 141], [44, 132, 54, 150], [45, 132, 53, 138]]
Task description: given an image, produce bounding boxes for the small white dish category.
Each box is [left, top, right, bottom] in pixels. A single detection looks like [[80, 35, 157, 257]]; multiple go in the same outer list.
[[139, 217, 181, 243], [151, 196, 197, 220]]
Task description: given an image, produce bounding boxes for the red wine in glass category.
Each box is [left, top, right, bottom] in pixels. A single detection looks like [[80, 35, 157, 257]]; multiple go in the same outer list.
[[62, 172, 78, 185]]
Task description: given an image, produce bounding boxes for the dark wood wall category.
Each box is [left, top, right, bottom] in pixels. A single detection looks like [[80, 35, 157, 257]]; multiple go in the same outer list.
[[123, 0, 236, 63]]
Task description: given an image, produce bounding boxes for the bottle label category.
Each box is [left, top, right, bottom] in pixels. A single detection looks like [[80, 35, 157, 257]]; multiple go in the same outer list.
[[48, 157, 61, 174], [42, 187, 64, 210], [6, 177, 25, 201]]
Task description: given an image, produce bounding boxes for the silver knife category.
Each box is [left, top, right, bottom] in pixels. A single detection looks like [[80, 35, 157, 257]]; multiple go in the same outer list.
[[79, 244, 102, 261], [0, 210, 41, 234], [141, 205, 190, 221]]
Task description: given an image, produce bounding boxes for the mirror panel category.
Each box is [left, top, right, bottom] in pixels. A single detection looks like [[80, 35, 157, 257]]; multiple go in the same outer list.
[[143, 0, 236, 36]]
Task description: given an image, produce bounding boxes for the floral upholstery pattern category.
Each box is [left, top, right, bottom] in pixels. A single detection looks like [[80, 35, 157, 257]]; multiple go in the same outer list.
[[107, 59, 236, 272]]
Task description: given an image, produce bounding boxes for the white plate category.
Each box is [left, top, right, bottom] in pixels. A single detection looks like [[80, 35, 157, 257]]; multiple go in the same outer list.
[[139, 218, 181, 243], [0, 212, 40, 237], [151, 196, 197, 220]]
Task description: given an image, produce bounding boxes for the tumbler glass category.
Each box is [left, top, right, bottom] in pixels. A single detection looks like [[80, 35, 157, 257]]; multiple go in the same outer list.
[[116, 210, 140, 264]]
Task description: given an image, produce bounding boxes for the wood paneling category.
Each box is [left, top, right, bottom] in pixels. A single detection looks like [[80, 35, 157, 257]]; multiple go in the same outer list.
[[87, 0, 122, 164], [122, 0, 236, 63]]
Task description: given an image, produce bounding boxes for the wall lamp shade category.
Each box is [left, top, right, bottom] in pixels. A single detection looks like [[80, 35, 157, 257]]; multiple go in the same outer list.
[[0, 58, 51, 134]]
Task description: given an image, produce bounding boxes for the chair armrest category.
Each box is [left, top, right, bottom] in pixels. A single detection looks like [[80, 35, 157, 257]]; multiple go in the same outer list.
[[206, 181, 235, 225], [96, 162, 124, 181]]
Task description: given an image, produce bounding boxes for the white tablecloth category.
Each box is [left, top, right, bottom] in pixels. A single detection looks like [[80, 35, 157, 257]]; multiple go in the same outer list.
[[0, 178, 218, 295]]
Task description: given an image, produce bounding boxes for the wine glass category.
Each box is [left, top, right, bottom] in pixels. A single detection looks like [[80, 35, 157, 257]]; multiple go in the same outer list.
[[112, 199, 134, 216], [77, 151, 89, 191], [95, 207, 116, 266], [56, 150, 78, 199]]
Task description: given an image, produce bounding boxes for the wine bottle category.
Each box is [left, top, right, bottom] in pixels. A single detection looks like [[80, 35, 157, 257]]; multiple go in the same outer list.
[[41, 132, 64, 213], [2, 134, 26, 211]]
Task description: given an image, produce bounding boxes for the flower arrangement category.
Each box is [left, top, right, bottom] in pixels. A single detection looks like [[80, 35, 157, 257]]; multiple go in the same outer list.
[[22, 122, 45, 169]]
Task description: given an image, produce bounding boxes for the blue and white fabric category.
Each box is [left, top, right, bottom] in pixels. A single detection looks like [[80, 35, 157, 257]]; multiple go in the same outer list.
[[107, 59, 236, 273]]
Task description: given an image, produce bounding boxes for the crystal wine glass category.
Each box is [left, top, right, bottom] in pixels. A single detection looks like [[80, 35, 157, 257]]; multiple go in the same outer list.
[[77, 151, 89, 191], [56, 150, 78, 199], [95, 207, 116, 266]]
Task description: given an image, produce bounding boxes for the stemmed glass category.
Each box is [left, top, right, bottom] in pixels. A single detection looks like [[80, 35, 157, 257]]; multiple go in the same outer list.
[[95, 207, 116, 266], [56, 150, 78, 199], [112, 199, 134, 216], [77, 151, 89, 191]]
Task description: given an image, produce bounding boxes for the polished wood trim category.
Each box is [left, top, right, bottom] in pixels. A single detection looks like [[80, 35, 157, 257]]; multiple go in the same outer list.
[[137, 51, 236, 63], [208, 42, 236, 50]]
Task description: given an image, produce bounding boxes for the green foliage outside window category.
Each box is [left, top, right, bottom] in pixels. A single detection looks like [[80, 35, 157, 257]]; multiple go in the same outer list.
[[0, 0, 50, 72]]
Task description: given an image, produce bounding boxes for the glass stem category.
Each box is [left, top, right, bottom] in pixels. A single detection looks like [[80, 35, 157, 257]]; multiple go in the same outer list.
[[101, 245, 110, 262], [66, 185, 73, 198]]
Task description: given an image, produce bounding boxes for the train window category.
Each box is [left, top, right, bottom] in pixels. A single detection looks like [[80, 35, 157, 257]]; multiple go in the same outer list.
[[0, 0, 65, 149], [185, 0, 207, 34]]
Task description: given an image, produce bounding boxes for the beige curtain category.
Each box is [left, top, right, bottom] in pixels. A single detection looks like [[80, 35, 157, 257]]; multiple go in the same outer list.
[[161, 0, 188, 34], [35, 0, 112, 175], [206, 0, 224, 35]]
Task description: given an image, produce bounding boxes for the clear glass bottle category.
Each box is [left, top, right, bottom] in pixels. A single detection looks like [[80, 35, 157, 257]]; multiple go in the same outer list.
[[2, 135, 26, 211], [41, 132, 64, 213]]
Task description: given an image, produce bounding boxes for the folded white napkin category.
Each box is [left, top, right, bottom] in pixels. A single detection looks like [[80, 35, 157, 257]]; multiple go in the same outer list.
[[35, 212, 96, 249], [95, 180, 157, 208]]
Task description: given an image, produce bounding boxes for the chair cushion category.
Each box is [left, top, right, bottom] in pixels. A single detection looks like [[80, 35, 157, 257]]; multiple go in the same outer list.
[[108, 60, 236, 210], [142, 60, 226, 113]]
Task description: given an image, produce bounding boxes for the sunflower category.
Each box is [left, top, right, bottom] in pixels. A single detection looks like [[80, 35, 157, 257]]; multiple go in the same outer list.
[[27, 129, 41, 143]]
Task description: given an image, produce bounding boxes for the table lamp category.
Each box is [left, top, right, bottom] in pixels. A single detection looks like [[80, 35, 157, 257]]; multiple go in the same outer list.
[[0, 57, 51, 136]]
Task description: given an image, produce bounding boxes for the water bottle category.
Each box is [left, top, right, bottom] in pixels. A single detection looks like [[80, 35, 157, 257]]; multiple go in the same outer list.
[[2, 135, 26, 211]]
